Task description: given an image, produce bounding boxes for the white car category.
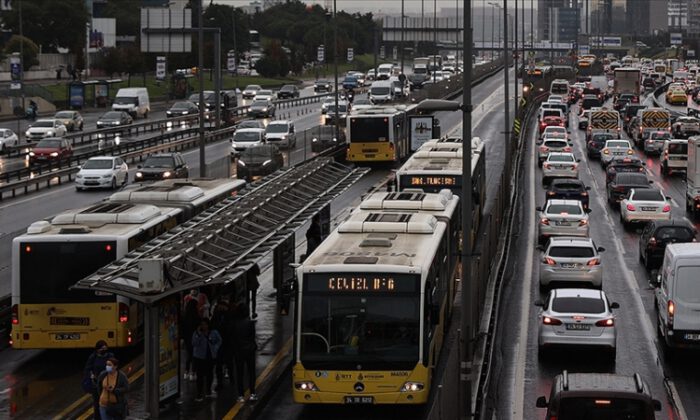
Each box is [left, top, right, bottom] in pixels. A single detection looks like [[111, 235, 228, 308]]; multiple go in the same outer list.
[[540, 126, 568, 140], [25, 119, 67, 141], [600, 139, 633, 166], [619, 188, 671, 227], [75, 156, 129, 191], [537, 199, 591, 243], [0, 128, 19, 153], [230, 128, 266, 156], [538, 138, 572, 165], [241, 84, 261, 99], [542, 152, 579, 185], [320, 97, 336, 114], [254, 89, 274, 102]]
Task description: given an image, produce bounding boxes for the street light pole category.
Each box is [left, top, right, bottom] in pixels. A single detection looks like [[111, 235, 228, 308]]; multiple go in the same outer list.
[[514, 0, 519, 117], [401, 0, 405, 75], [197, 0, 206, 177], [503, 0, 510, 173], [333, 0, 340, 146]]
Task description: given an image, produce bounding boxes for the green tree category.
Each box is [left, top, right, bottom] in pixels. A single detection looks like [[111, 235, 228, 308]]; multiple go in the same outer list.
[[4, 35, 40, 71], [101, 0, 141, 36], [254, 56, 279, 78], [95, 47, 125, 78]]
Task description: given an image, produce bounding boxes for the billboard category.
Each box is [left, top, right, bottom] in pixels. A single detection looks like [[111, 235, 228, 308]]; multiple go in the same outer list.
[[88, 18, 116, 52], [410, 116, 434, 152], [141, 8, 192, 53], [671, 33, 683, 46]]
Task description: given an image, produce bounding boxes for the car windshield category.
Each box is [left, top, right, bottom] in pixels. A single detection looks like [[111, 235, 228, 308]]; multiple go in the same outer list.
[[593, 134, 614, 141], [114, 96, 137, 105], [543, 111, 561, 118], [32, 121, 54, 128], [558, 397, 649, 419], [238, 121, 263, 129], [266, 124, 288, 134], [552, 297, 605, 313], [281, 85, 294, 91], [328, 105, 347, 113], [55, 112, 74, 118], [650, 132, 671, 140], [657, 227, 695, 241], [143, 156, 175, 168], [549, 246, 595, 258], [548, 155, 574, 162], [172, 102, 191, 109], [251, 100, 269, 107], [372, 87, 391, 95], [241, 147, 273, 159], [545, 141, 568, 148], [633, 190, 664, 201], [35, 139, 62, 148], [547, 204, 582, 215], [245, 85, 261, 91], [607, 141, 629, 148], [234, 132, 261, 142], [257, 90, 272, 96], [83, 159, 114, 170], [101, 112, 122, 119], [668, 143, 688, 154], [316, 81, 330, 85], [553, 182, 582, 191]]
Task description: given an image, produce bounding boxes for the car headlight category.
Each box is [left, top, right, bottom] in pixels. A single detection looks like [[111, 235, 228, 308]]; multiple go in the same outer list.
[[262, 159, 272, 166], [182, 111, 188, 114], [281, 135, 287, 139], [135, 172, 143, 178], [400, 382, 425, 392], [25, 131, 30, 137], [28, 151, 35, 156], [262, 108, 268, 112], [50, 152, 59, 157], [47, 131, 54, 136], [102, 174, 112, 178], [312, 137, 318, 142], [332, 137, 337, 142], [238, 160, 246, 167], [162, 171, 172, 178], [231, 142, 237, 148]]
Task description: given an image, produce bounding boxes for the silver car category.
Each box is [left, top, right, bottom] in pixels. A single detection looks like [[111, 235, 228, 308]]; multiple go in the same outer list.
[[537, 199, 591, 243], [600, 139, 633, 166], [643, 130, 671, 155], [537, 138, 572, 165], [620, 188, 671, 226], [542, 152, 579, 185], [536, 288, 618, 359], [539, 237, 605, 289]]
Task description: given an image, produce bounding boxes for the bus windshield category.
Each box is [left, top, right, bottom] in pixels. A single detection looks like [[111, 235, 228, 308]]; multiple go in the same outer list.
[[349, 117, 390, 142], [558, 397, 651, 419], [19, 241, 117, 304]]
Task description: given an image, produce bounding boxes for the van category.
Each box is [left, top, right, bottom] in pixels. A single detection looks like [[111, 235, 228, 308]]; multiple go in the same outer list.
[[264, 120, 296, 149], [370, 81, 393, 104], [388, 76, 407, 99], [377, 64, 393, 80], [660, 139, 688, 176], [112, 87, 150, 119], [653, 243, 700, 351]]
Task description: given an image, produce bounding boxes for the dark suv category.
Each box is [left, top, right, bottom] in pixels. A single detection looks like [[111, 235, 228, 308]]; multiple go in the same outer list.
[[277, 84, 300, 99], [639, 220, 697, 269], [537, 371, 662, 420], [135, 152, 189, 181], [606, 172, 652, 206], [545, 179, 591, 209], [586, 133, 615, 159], [605, 156, 646, 184], [236, 144, 284, 180]]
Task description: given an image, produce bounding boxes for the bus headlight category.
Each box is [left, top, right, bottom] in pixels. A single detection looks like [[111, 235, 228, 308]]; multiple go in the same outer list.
[[400, 382, 424, 392], [294, 381, 318, 391]]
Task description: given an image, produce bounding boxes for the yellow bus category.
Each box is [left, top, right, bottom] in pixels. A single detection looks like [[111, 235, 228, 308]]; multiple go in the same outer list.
[[10, 178, 245, 349], [346, 105, 416, 165], [293, 195, 459, 404]]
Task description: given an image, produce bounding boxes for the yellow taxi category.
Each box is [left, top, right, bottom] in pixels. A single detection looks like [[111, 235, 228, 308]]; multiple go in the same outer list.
[[666, 89, 688, 105]]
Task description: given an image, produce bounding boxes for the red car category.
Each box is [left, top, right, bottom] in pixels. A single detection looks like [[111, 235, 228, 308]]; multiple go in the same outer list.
[[539, 116, 566, 135], [28, 137, 73, 164]]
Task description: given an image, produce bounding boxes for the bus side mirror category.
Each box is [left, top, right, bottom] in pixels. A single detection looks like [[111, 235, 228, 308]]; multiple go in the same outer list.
[[651, 274, 661, 288], [536, 396, 548, 408]]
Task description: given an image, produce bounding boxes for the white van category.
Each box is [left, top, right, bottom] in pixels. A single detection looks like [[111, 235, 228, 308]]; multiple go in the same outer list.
[[112, 87, 150, 119], [377, 64, 393, 80], [369, 80, 393, 104], [654, 243, 700, 351], [661, 139, 688, 176], [264, 120, 296, 149]]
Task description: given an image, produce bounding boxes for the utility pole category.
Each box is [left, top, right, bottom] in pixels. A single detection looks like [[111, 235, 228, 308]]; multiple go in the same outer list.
[[433, 0, 437, 83], [198, 0, 206, 177], [401, 0, 405, 75], [503, 0, 510, 172], [514, 0, 519, 117], [333, 0, 340, 147]]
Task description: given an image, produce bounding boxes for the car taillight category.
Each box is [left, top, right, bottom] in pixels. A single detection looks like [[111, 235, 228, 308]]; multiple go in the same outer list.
[[571, 164, 578, 170], [118, 302, 129, 323], [581, 191, 588, 196], [547, 191, 556, 196], [11, 304, 18, 325], [663, 204, 671, 212], [543, 163, 551, 169], [544, 257, 556, 265], [579, 220, 588, 226], [668, 300, 675, 328], [540, 146, 549, 152], [626, 203, 636, 211], [543, 316, 562, 325], [587, 258, 601, 266], [595, 318, 615, 327], [564, 147, 572, 152], [540, 218, 550, 225]]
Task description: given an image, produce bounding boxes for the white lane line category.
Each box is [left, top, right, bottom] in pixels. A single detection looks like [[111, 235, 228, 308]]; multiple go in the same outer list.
[[512, 115, 536, 420]]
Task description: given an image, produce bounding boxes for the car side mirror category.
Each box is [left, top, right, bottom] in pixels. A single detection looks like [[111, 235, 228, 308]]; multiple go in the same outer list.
[[597, 246, 606, 252], [653, 399, 662, 411], [610, 302, 620, 309], [536, 396, 548, 408], [585, 208, 592, 214], [536, 206, 543, 212], [585, 186, 591, 190], [534, 300, 544, 307]]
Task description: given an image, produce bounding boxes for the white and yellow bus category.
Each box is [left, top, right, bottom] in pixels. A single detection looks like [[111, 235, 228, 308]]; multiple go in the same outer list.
[[346, 105, 416, 165]]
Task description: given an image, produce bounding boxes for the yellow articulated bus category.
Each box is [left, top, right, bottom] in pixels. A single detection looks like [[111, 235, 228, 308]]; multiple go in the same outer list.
[[10, 178, 245, 349], [346, 105, 417, 165], [293, 193, 460, 405]]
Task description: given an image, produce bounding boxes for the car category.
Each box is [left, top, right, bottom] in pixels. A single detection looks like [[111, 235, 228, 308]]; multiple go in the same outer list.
[[0, 128, 19, 153], [536, 289, 618, 358], [540, 125, 568, 141], [620, 188, 671, 227], [53, 110, 84, 131], [254, 89, 274, 102], [539, 116, 566, 135], [538, 138, 572, 166], [247, 99, 276, 118], [666, 89, 688, 105], [578, 110, 590, 130], [639, 219, 697, 269], [605, 155, 646, 184], [235, 120, 266, 130], [165, 101, 199, 118], [236, 144, 285, 180], [320, 97, 336, 114], [96, 111, 133, 129], [545, 179, 591, 209], [134, 152, 189, 181], [75, 156, 129, 191], [264, 120, 296, 149], [241, 84, 262, 99], [348, 71, 366, 86], [542, 152, 579, 185], [642, 77, 656, 89], [342, 75, 359, 90], [25, 119, 68, 141], [586, 133, 615, 159], [660, 139, 688, 176], [536, 371, 662, 417], [277, 84, 300, 99], [350, 98, 373, 113], [606, 172, 653, 207], [537, 199, 591, 243], [324, 102, 350, 126], [600, 139, 633, 167], [672, 116, 700, 138], [538, 236, 605, 289], [580, 94, 602, 111], [314, 80, 333, 93], [28, 137, 73, 164], [310, 124, 346, 153], [643, 130, 671, 155], [230, 127, 266, 156], [621, 104, 646, 132]]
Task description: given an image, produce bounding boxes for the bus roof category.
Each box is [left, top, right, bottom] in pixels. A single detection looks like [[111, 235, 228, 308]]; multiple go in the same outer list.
[[359, 190, 459, 221], [109, 178, 245, 206], [398, 138, 484, 176]]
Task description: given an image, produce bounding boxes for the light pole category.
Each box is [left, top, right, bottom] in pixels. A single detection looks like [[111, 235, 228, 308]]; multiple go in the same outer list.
[[514, 0, 519, 117], [198, 0, 206, 177], [401, 0, 405, 75], [333, 0, 340, 147], [489, 2, 499, 60], [482, 0, 486, 60], [503, 1, 510, 176]]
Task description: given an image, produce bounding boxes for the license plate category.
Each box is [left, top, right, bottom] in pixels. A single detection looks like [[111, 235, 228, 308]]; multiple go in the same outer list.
[[84, 182, 99, 186], [670, 156, 686, 160], [554, 165, 564, 169], [561, 263, 577, 268], [641, 207, 656, 211], [344, 396, 374, 404], [55, 333, 81, 341], [555, 221, 571, 226], [613, 152, 625, 155], [684, 333, 700, 341], [566, 323, 591, 331]]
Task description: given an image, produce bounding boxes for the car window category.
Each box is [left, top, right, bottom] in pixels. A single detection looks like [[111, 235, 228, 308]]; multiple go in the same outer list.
[[558, 397, 650, 419], [607, 141, 629, 148], [83, 159, 114, 170], [115, 158, 123, 165], [144, 156, 175, 168], [544, 141, 567, 148], [675, 267, 700, 303], [552, 297, 605, 313], [632, 190, 664, 201], [548, 155, 575, 162], [234, 132, 262, 142], [547, 204, 582, 215], [35, 139, 62, 148], [548, 246, 595, 258], [553, 182, 582, 191], [656, 227, 694, 241], [667, 143, 688, 154]]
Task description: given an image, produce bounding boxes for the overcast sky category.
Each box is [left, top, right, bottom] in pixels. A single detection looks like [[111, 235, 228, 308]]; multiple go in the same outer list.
[[214, 0, 532, 14]]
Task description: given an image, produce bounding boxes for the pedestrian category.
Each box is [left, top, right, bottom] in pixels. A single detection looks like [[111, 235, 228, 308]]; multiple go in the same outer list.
[[184, 288, 211, 319], [211, 300, 234, 389], [191, 318, 222, 401], [181, 298, 200, 381], [305, 215, 323, 256], [96, 357, 129, 420], [232, 304, 258, 403], [246, 264, 260, 319], [83, 340, 115, 420]]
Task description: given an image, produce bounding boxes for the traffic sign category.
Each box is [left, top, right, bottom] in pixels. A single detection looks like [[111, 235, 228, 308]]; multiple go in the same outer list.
[[379, 45, 385, 59], [227, 51, 236, 73], [347, 47, 354, 63], [156, 56, 167, 80], [317, 45, 325, 62]]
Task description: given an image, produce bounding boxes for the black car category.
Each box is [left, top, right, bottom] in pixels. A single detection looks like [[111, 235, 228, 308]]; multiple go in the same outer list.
[[166, 101, 199, 118], [586, 133, 615, 159], [135, 152, 189, 181], [606, 172, 653, 206], [642, 77, 656, 89], [580, 94, 602, 111], [639, 220, 697, 269], [235, 120, 266, 130], [277, 84, 300, 99], [96, 111, 133, 129], [605, 156, 646, 184], [310, 124, 346, 153], [614, 93, 637, 111], [545, 179, 591, 209], [314, 80, 332, 93], [621, 104, 646, 131], [236, 144, 284, 180]]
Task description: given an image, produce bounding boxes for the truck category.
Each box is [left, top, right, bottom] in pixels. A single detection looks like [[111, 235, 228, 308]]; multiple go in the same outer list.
[[632, 108, 671, 147], [686, 137, 700, 216], [588, 109, 620, 140], [409, 57, 431, 89], [613, 67, 641, 98]]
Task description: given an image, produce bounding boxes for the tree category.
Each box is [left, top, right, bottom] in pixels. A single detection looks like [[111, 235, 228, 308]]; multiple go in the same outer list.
[[4, 35, 40, 71], [95, 47, 124, 78], [254, 56, 279, 78]]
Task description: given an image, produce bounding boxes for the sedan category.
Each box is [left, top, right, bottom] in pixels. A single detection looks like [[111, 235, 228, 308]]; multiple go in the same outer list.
[[96, 111, 133, 129], [605, 156, 646, 184], [247, 99, 276, 118], [277, 84, 300, 99], [666, 89, 688, 105], [538, 236, 605, 289], [166, 101, 199, 117], [672, 116, 700, 138], [314, 80, 332, 93], [135, 152, 189, 181], [242, 84, 262, 99], [254, 89, 274, 102], [600, 139, 634, 167], [25, 119, 68, 141], [230, 128, 266, 156], [537, 199, 591, 243], [538, 138, 572, 166], [545, 179, 591, 209], [75, 156, 128, 191], [236, 144, 285, 181], [540, 126, 568, 141], [54, 110, 84, 131], [536, 288, 618, 359], [643, 130, 671, 155], [320, 97, 335, 114], [0, 128, 19, 153], [639, 219, 697, 269], [620, 188, 671, 227], [310, 125, 346, 153], [28, 137, 72, 164], [542, 152, 579, 185], [586, 133, 615, 159], [539, 116, 566, 135]]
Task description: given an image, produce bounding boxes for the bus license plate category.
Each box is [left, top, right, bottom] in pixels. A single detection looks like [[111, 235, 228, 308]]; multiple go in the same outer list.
[[344, 396, 374, 404], [55, 333, 81, 341]]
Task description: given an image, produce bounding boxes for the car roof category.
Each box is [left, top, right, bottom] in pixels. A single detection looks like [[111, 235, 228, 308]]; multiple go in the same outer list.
[[236, 128, 265, 133], [87, 156, 117, 161], [557, 372, 648, 395], [552, 288, 603, 299], [649, 219, 695, 229], [266, 120, 292, 126], [547, 236, 594, 246], [547, 152, 574, 157]]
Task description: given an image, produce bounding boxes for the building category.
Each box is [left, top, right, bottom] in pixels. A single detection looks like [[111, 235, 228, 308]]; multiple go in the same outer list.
[[668, 0, 688, 32], [624, 0, 668, 37], [538, 0, 568, 41], [550, 7, 580, 43], [688, 0, 700, 39]]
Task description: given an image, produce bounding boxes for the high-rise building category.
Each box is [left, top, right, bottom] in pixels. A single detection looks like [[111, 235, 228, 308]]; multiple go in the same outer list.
[[668, 0, 688, 32], [550, 7, 580, 42], [538, 0, 568, 40], [688, 0, 700, 38]]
